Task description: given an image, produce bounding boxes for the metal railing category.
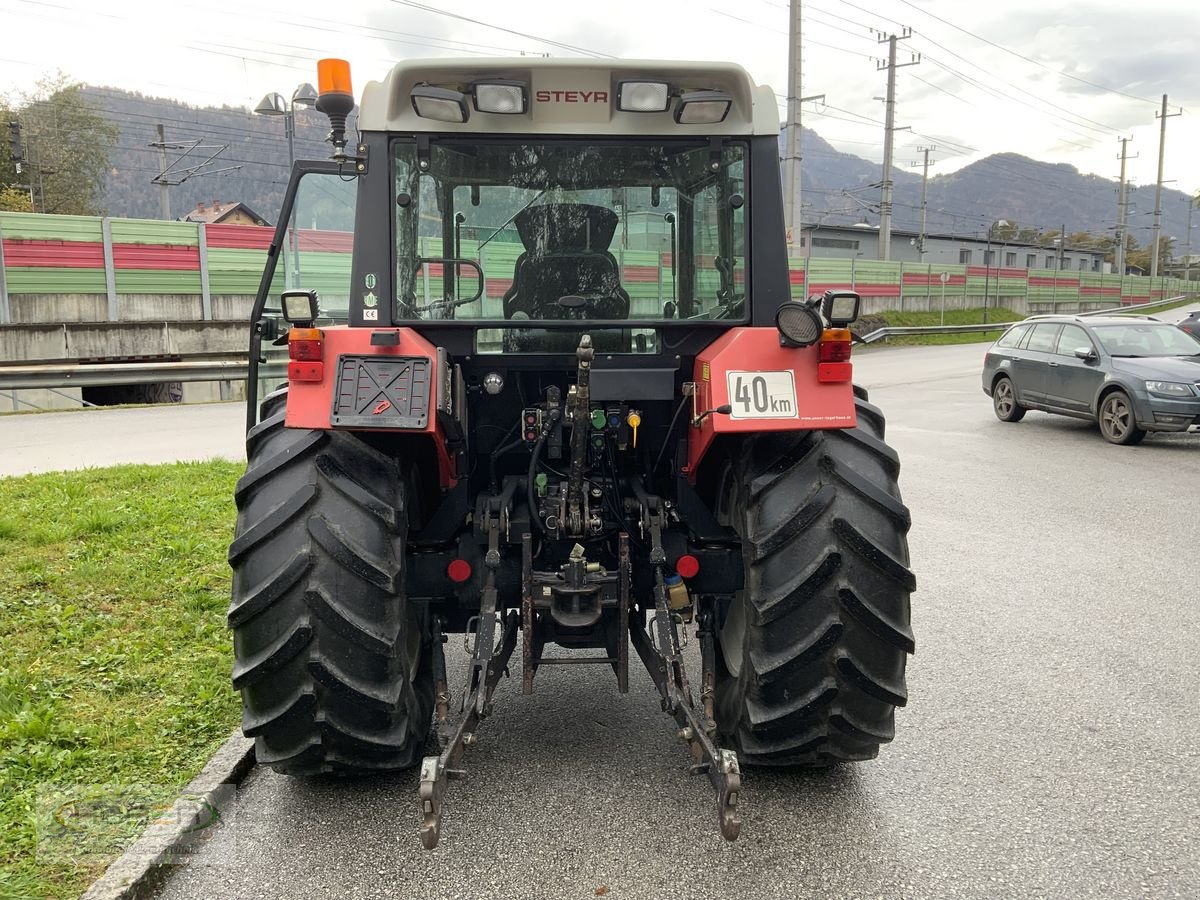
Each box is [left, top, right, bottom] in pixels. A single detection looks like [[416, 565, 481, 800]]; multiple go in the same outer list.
[[1, 295, 1195, 394], [859, 294, 1195, 344], [0, 359, 250, 390]]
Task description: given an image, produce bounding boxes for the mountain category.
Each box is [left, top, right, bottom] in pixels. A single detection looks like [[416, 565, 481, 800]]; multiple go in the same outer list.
[[800, 128, 1194, 247], [83, 87, 1194, 251], [82, 86, 350, 225]]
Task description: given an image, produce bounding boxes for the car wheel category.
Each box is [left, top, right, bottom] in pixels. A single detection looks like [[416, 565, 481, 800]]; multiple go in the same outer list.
[[992, 376, 1026, 423], [1098, 390, 1146, 445]]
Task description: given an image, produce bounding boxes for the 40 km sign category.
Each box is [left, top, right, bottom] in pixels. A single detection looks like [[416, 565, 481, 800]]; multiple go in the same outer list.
[[726, 371, 798, 420]]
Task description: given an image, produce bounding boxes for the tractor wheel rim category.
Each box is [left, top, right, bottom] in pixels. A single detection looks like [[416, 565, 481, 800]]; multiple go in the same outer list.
[[719, 592, 747, 678]]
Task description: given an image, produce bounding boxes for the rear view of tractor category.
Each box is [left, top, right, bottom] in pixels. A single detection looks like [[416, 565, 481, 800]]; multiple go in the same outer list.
[[228, 57, 914, 847]]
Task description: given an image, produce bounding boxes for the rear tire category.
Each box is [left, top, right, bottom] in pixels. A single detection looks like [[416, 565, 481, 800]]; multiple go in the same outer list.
[[228, 389, 432, 775], [992, 375, 1026, 422], [714, 392, 915, 766]]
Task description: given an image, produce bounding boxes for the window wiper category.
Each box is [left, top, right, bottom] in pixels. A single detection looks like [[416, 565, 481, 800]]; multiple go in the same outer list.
[[476, 189, 547, 252]]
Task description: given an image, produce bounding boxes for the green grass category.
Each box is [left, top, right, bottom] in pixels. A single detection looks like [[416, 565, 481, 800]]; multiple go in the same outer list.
[[866, 306, 1022, 346], [0, 460, 242, 900]]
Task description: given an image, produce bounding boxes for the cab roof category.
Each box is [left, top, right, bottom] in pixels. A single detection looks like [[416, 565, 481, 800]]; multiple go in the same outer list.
[[357, 58, 779, 137]]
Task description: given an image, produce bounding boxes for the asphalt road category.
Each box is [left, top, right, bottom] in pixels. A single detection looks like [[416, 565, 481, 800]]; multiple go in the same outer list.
[[0, 402, 244, 477], [2, 319, 1197, 898], [121, 337, 1197, 900]]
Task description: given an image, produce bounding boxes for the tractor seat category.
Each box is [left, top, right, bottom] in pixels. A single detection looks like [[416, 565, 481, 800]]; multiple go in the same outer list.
[[502, 203, 631, 320]]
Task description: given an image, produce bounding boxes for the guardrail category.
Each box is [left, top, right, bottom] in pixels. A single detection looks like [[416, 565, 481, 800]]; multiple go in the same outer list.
[[859, 294, 1195, 344], [0, 359, 250, 390], [1, 295, 1196, 393]]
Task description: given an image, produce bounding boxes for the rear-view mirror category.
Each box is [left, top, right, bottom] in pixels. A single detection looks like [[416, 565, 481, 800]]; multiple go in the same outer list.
[[1073, 346, 1097, 361]]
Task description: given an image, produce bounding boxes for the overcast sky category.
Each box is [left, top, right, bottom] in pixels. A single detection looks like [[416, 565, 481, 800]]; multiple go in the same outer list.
[[2, 0, 1198, 209]]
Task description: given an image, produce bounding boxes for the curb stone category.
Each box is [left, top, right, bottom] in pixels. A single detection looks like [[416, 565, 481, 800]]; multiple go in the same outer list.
[[77, 730, 255, 900]]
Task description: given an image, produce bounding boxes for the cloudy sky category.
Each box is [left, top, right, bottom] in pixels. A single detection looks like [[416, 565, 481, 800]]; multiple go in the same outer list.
[[2, 0, 1197, 209]]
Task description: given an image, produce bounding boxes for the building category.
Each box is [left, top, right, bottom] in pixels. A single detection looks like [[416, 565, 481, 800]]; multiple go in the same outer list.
[[800, 223, 1109, 273], [180, 200, 271, 227]]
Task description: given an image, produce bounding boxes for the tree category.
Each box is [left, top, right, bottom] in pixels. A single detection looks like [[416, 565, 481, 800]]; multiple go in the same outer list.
[[1125, 236, 1172, 274], [0, 186, 33, 212], [3, 74, 118, 215]]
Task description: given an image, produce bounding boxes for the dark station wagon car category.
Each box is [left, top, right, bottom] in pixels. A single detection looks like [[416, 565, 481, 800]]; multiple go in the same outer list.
[[982, 314, 1200, 445]]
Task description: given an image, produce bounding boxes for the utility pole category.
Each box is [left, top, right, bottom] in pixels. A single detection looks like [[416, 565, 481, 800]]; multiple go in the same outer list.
[[1058, 222, 1066, 271], [1150, 94, 1181, 279], [877, 28, 919, 261], [1187, 196, 1196, 282], [782, 0, 825, 249], [155, 124, 171, 220], [910, 145, 935, 261], [783, 0, 802, 244], [1114, 137, 1134, 275]]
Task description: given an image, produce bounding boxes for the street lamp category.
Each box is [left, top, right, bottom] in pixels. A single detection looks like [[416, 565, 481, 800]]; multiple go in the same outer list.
[[255, 83, 318, 288]]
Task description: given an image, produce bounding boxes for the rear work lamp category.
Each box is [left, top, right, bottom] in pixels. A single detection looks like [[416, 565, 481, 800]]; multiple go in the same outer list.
[[821, 290, 861, 326], [674, 90, 732, 124], [617, 81, 671, 112], [411, 85, 470, 123], [281, 289, 319, 325], [775, 301, 822, 348], [473, 81, 527, 114]]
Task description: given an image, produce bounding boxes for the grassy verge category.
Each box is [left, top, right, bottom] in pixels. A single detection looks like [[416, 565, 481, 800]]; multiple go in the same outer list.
[[864, 307, 1021, 346], [0, 460, 241, 900]]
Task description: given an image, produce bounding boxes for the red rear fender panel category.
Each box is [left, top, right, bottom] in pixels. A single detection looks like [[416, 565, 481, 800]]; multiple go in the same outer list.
[[284, 326, 457, 487], [686, 327, 856, 482]]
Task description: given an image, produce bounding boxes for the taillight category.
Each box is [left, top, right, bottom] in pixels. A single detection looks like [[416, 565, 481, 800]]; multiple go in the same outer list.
[[288, 327, 324, 382], [819, 334, 852, 362], [818, 328, 852, 382]]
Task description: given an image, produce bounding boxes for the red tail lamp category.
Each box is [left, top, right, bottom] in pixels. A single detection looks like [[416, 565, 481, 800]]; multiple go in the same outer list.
[[288, 327, 323, 382], [447, 558, 473, 584], [675, 554, 701, 579], [818, 327, 853, 383]]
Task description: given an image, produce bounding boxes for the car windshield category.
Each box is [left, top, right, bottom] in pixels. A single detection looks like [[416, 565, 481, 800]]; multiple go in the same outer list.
[[1091, 322, 1200, 357], [392, 140, 746, 327]]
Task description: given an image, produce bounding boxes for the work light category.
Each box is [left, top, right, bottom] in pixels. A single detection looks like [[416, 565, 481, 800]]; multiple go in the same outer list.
[[775, 301, 822, 347], [410, 85, 470, 123], [674, 90, 732, 124], [617, 81, 671, 112], [474, 81, 527, 114], [281, 289, 320, 324], [821, 290, 861, 326]]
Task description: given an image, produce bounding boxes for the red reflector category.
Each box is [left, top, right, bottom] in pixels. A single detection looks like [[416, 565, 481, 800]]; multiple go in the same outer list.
[[817, 361, 852, 383], [289, 339, 323, 361], [447, 558, 472, 583], [288, 360, 324, 382], [819, 341, 852, 362], [676, 554, 700, 579]]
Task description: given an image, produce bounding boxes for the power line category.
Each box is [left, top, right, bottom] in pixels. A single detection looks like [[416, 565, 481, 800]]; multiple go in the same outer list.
[[388, 0, 614, 58], [890, 0, 1159, 105]]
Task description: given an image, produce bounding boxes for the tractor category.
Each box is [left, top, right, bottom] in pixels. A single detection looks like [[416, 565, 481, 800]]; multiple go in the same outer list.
[[228, 57, 914, 848]]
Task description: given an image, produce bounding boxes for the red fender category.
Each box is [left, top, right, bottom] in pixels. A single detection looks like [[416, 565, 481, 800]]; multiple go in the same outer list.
[[685, 327, 856, 482]]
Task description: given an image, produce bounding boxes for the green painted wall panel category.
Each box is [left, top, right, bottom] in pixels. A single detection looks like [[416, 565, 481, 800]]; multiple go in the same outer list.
[[0, 212, 103, 241], [110, 219, 199, 246], [2, 267, 108, 293], [114, 269, 202, 293]]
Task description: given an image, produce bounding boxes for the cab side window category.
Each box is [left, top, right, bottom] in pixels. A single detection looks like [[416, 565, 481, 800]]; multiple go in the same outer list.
[[1055, 324, 1092, 356], [996, 324, 1029, 349]]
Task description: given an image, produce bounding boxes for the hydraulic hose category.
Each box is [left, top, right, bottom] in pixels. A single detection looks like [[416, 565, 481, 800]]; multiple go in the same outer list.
[[525, 408, 561, 533]]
